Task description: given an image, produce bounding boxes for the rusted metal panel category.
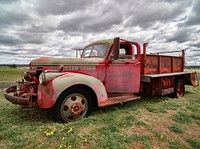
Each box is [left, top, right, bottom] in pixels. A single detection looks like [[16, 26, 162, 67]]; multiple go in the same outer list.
[[37, 80, 56, 108], [30, 57, 102, 66], [152, 77, 162, 95], [112, 37, 120, 59], [142, 72, 191, 78], [151, 77, 175, 96], [142, 55, 158, 74], [105, 63, 141, 93], [140, 76, 151, 82], [99, 94, 140, 107], [141, 71, 198, 96], [162, 87, 174, 95], [141, 52, 184, 75], [4, 86, 37, 107], [160, 56, 171, 73], [105, 40, 141, 93], [190, 72, 199, 87], [38, 72, 108, 109], [173, 57, 183, 72]]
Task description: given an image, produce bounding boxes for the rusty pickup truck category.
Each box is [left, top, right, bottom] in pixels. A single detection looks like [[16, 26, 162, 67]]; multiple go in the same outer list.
[[4, 37, 199, 122]]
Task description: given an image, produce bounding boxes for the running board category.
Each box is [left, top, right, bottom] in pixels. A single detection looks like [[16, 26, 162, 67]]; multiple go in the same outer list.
[[99, 94, 140, 107]]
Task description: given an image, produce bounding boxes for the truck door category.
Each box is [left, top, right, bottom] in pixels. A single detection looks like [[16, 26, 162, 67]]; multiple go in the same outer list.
[[105, 41, 141, 93]]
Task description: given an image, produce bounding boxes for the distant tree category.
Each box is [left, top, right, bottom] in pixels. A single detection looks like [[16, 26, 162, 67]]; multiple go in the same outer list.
[[10, 64, 17, 68]]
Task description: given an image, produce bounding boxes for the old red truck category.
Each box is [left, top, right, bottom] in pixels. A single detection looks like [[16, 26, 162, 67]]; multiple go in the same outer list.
[[4, 37, 199, 122]]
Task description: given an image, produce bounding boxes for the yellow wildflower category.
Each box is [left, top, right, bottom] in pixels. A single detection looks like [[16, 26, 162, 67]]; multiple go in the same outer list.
[[50, 131, 54, 135], [45, 132, 50, 136], [67, 127, 72, 133], [160, 134, 165, 140]]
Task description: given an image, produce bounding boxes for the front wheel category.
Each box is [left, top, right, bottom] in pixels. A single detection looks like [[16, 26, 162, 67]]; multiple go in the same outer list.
[[52, 87, 93, 123], [174, 79, 185, 98]]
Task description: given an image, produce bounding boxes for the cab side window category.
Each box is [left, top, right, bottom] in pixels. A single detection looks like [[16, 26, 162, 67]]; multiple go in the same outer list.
[[119, 43, 138, 60]]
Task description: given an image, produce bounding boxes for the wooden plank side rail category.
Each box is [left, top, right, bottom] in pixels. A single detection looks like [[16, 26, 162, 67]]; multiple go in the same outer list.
[[141, 50, 185, 75]]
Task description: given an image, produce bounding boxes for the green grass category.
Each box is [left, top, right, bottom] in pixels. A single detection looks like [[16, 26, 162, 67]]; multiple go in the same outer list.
[[186, 139, 200, 149], [173, 112, 192, 124], [131, 134, 151, 142], [168, 140, 179, 149], [0, 67, 27, 82], [191, 114, 200, 120], [168, 125, 183, 133], [145, 105, 167, 113], [0, 68, 200, 148], [135, 121, 147, 126]]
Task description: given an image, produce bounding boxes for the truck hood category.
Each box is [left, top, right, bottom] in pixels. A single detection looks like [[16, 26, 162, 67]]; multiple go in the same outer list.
[[30, 57, 103, 66]]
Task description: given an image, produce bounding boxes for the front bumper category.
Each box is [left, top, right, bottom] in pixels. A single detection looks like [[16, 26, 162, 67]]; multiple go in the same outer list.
[[4, 86, 37, 107]]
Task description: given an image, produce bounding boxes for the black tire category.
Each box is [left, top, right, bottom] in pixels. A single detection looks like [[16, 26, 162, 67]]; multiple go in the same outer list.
[[52, 87, 93, 123], [174, 79, 185, 98]]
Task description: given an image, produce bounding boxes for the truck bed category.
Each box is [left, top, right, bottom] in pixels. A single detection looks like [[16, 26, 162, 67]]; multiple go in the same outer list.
[[141, 52, 184, 75]]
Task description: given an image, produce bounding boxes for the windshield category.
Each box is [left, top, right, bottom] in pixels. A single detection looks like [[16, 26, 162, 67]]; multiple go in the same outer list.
[[81, 43, 109, 58]]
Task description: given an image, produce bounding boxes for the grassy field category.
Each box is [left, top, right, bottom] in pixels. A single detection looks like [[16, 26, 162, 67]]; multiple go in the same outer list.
[[0, 68, 200, 149], [0, 67, 27, 82]]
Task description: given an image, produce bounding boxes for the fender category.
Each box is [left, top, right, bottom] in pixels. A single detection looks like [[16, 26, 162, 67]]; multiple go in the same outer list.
[[37, 72, 108, 108]]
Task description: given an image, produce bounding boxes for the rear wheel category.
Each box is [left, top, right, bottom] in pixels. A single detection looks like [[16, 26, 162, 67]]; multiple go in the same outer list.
[[52, 87, 93, 123], [174, 79, 185, 98]]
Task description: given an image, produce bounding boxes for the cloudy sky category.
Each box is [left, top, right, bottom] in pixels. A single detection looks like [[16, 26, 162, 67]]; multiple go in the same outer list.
[[0, 0, 199, 65]]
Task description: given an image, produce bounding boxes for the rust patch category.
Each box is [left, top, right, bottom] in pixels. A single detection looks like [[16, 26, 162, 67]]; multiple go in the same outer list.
[[37, 81, 56, 108], [37, 57, 49, 62]]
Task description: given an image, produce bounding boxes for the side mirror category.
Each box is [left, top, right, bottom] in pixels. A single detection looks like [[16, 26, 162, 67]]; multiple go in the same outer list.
[[110, 55, 115, 62]]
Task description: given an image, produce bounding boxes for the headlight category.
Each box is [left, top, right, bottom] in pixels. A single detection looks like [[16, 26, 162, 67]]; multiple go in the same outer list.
[[39, 73, 46, 84], [39, 72, 64, 84]]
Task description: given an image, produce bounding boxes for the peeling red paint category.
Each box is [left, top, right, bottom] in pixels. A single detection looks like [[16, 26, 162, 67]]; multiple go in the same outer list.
[[37, 57, 49, 62], [98, 99, 108, 105], [37, 80, 56, 108]]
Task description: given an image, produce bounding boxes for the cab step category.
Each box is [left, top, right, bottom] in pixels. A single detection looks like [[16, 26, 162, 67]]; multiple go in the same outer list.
[[99, 94, 140, 107]]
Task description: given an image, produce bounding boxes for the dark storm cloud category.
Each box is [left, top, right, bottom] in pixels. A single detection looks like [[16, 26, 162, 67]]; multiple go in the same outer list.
[[28, 24, 54, 33], [190, 43, 200, 49], [0, 34, 22, 45], [18, 33, 45, 44], [58, 10, 122, 33], [166, 28, 192, 43], [187, 51, 200, 58], [0, 32, 45, 45], [0, 10, 29, 28], [58, 14, 91, 32], [0, 1, 30, 28], [185, 0, 200, 26], [35, 0, 94, 16], [0, 51, 16, 55], [0, 0, 16, 4], [118, 0, 189, 28], [58, 0, 189, 32], [58, 1, 123, 33]]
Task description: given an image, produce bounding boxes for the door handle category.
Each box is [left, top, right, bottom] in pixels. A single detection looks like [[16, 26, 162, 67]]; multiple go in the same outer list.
[[134, 62, 141, 66]]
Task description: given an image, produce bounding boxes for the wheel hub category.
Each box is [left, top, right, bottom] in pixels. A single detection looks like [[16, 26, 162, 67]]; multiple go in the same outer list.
[[71, 102, 82, 115]]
